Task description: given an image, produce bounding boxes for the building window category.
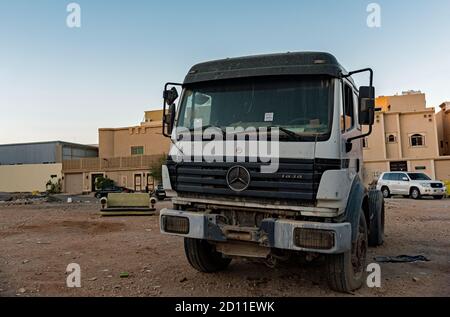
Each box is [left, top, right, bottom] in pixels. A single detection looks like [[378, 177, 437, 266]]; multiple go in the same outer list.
[[410, 134, 425, 147], [131, 146, 144, 156], [386, 134, 396, 143]]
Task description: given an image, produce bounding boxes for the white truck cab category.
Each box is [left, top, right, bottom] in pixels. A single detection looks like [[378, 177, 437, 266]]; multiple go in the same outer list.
[[158, 52, 385, 293]]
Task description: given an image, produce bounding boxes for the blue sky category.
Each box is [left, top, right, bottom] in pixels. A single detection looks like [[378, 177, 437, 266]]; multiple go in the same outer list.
[[1, 0, 449, 144]]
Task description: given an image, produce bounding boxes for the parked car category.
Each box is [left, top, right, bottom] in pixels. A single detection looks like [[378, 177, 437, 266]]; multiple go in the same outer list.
[[154, 184, 166, 201], [95, 186, 134, 198], [376, 172, 446, 199]]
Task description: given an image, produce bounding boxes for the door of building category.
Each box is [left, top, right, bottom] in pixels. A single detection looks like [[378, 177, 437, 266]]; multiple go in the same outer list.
[[390, 161, 408, 172], [146, 174, 155, 192], [65, 173, 83, 194], [134, 174, 142, 192]]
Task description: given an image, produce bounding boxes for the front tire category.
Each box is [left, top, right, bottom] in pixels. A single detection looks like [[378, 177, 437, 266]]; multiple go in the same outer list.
[[184, 238, 231, 273], [326, 212, 368, 293], [410, 187, 421, 200], [381, 187, 391, 199]]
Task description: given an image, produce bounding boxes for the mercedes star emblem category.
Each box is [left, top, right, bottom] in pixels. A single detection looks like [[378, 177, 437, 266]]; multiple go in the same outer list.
[[226, 165, 251, 192]]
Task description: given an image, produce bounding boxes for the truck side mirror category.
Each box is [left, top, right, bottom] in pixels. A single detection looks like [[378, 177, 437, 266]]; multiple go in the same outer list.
[[358, 86, 375, 126], [163, 103, 176, 136], [162, 84, 181, 137], [163, 87, 179, 106]]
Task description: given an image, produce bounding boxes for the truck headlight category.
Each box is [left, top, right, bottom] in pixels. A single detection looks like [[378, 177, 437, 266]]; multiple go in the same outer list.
[[293, 228, 335, 250], [161, 215, 189, 234], [420, 183, 431, 188]]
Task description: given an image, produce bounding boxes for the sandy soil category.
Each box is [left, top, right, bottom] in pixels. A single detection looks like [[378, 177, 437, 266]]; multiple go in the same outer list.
[[0, 197, 449, 297]]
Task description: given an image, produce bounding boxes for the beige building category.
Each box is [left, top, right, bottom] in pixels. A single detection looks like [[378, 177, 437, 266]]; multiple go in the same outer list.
[[98, 110, 167, 158], [436, 102, 450, 156], [363, 91, 450, 185], [0, 141, 98, 193], [62, 110, 170, 194], [0, 163, 62, 193]]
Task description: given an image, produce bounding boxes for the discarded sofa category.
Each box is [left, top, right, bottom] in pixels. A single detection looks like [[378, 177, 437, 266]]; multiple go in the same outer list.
[[100, 193, 156, 216]]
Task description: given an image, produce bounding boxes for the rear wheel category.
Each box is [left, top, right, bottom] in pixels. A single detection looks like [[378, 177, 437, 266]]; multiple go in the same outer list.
[[184, 238, 231, 273], [410, 187, 421, 200], [326, 212, 368, 293], [381, 187, 391, 199], [368, 191, 385, 247]]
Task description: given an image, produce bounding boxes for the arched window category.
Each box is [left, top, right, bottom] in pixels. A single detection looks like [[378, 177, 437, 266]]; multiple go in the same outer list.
[[387, 134, 396, 143], [410, 134, 425, 147]]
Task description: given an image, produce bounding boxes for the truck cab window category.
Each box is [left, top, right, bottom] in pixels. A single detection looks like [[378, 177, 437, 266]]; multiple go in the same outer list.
[[342, 83, 355, 132], [181, 91, 212, 128], [177, 77, 333, 141]]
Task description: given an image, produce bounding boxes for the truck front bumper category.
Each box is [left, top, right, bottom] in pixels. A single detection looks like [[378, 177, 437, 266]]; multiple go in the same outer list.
[[160, 209, 352, 254]]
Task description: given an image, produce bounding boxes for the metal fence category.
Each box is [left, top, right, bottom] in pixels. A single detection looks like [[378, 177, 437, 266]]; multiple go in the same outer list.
[[62, 155, 162, 172]]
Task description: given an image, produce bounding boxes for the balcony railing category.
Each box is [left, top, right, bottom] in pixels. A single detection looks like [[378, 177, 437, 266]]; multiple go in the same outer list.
[[62, 154, 163, 173]]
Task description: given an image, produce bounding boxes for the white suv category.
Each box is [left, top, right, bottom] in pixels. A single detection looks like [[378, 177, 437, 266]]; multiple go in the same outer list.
[[376, 172, 446, 200]]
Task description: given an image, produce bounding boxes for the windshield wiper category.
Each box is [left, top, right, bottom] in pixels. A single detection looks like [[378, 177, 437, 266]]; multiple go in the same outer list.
[[267, 126, 302, 141], [184, 125, 304, 141], [186, 125, 226, 138], [187, 125, 223, 132]]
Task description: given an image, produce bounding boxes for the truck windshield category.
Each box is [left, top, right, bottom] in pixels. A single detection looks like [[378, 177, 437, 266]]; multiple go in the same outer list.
[[407, 173, 431, 180], [176, 76, 333, 141]]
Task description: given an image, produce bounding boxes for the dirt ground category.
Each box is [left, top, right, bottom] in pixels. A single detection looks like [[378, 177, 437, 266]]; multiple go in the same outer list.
[[0, 196, 449, 297]]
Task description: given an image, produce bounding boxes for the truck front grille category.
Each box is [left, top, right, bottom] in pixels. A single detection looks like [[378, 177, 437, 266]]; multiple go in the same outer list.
[[431, 183, 443, 188], [167, 158, 341, 203]]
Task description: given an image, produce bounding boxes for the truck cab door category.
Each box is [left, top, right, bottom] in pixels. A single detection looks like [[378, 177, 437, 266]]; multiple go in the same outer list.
[[340, 81, 362, 178]]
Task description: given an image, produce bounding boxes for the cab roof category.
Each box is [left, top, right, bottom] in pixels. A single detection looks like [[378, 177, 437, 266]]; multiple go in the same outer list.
[[184, 52, 350, 85]]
